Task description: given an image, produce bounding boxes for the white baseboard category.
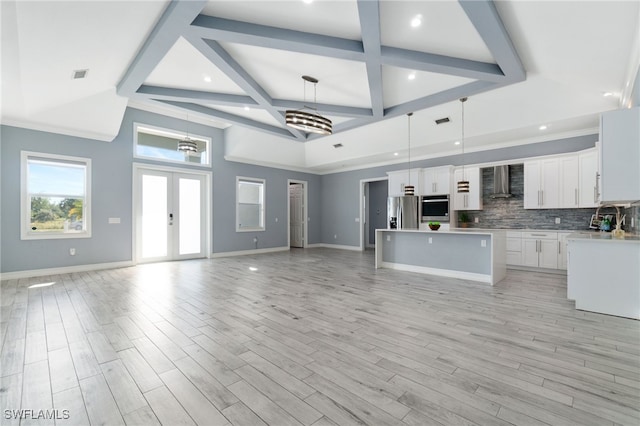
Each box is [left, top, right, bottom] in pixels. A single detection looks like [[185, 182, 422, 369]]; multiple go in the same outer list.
[[0, 260, 134, 280], [307, 243, 362, 251], [211, 246, 289, 258], [379, 261, 493, 284]]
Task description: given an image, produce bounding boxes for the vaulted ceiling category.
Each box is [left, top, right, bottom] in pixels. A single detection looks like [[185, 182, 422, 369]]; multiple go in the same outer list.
[[2, 1, 639, 173]]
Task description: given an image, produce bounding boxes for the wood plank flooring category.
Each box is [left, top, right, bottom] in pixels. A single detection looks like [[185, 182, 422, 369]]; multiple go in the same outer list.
[[1, 248, 639, 425]]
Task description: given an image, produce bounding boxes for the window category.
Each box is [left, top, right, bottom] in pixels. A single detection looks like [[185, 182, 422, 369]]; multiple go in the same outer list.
[[134, 123, 211, 166], [236, 177, 265, 232], [21, 151, 91, 239]]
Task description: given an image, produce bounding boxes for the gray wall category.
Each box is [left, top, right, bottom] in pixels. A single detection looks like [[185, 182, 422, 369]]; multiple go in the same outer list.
[[368, 180, 388, 244], [319, 134, 598, 246], [0, 107, 321, 273]]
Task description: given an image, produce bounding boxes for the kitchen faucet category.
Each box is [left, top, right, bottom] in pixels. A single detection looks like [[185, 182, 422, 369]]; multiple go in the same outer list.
[[594, 204, 626, 229]]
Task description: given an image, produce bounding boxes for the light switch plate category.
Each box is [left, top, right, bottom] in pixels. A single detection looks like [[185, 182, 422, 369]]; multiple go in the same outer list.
[[108, 217, 120, 224]]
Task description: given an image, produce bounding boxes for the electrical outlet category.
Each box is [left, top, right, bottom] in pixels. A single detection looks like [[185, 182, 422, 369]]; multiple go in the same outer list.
[[253, 237, 258, 243], [428, 237, 433, 244], [386, 235, 391, 241], [355, 217, 359, 222], [334, 234, 337, 239], [555, 217, 561, 224], [275, 217, 278, 222], [474, 217, 479, 223], [69, 248, 76, 256], [481, 240, 487, 247]]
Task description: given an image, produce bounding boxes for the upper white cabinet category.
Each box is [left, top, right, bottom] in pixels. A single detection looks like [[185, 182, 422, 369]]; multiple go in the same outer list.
[[524, 158, 559, 209], [453, 167, 482, 210], [387, 169, 421, 197], [599, 107, 640, 203], [559, 156, 579, 208], [421, 166, 452, 195], [578, 148, 598, 208]]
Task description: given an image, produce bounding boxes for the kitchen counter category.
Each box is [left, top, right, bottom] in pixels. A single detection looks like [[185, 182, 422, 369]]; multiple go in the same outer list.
[[375, 229, 506, 285], [567, 234, 640, 319]]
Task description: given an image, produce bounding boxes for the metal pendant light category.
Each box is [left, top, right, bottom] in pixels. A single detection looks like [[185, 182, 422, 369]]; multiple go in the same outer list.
[[457, 97, 470, 193], [178, 112, 199, 154], [404, 112, 415, 196], [285, 75, 332, 135]]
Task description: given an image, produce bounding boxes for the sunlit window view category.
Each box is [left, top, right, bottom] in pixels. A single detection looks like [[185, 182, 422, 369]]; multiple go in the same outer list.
[[24, 154, 89, 237], [179, 178, 201, 255], [135, 124, 210, 166], [237, 178, 265, 231]]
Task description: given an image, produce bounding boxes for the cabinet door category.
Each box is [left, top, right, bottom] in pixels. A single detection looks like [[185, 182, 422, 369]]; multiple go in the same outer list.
[[523, 161, 541, 209], [600, 107, 640, 202], [420, 170, 433, 196], [557, 233, 571, 270], [521, 239, 540, 267], [579, 149, 598, 208], [465, 167, 482, 210], [540, 158, 559, 208], [433, 167, 451, 195], [388, 170, 420, 196], [559, 156, 579, 208], [539, 239, 559, 269]]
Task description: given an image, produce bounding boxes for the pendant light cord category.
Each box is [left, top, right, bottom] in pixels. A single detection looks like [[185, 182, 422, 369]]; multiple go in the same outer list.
[[407, 112, 413, 186]]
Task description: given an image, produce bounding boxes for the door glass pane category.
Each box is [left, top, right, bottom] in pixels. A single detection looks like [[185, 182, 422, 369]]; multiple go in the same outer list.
[[141, 175, 168, 258], [179, 178, 201, 255]]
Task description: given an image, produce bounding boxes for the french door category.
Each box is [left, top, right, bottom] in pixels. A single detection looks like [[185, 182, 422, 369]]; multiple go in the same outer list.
[[135, 167, 207, 262]]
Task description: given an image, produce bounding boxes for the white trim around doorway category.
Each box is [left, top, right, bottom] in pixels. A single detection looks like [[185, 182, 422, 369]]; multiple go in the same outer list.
[[287, 179, 308, 249], [132, 163, 212, 265], [359, 176, 388, 251]]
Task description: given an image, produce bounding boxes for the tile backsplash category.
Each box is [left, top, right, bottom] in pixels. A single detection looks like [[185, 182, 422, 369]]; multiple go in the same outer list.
[[458, 164, 637, 232]]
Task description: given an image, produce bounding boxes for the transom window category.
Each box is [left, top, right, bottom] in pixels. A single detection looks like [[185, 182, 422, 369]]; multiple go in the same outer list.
[[236, 177, 265, 232], [21, 151, 91, 239], [134, 123, 211, 166]]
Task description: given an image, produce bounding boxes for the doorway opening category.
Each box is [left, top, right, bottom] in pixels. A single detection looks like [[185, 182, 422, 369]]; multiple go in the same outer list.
[[287, 179, 307, 248], [360, 177, 388, 250], [133, 164, 211, 263]]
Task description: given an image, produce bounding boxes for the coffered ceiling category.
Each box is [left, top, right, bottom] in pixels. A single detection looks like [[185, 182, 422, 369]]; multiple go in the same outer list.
[[2, 1, 638, 173]]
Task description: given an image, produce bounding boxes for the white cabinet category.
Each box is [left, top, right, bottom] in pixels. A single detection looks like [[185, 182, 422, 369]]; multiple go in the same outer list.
[[506, 231, 523, 266], [557, 232, 571, 270], [521, 231, 558, 269], [578, 149, 599, 208], [524, 159, 559, 209], [421, 166, 452, 195], [387, 169, 420, 196], [599, 107, 640, 203], [453, 167, 482, 210], [559, 156, 579, 208]]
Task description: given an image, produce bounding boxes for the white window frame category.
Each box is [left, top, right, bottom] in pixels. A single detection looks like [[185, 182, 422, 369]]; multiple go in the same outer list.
[[133, 122, 212, 167], [236, 176, 266, 232], [21, 151, 92, 240]]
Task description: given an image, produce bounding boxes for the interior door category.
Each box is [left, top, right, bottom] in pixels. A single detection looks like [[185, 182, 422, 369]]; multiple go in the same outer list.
[[137, 169, 206, 262], [289, 183, 304, 248]]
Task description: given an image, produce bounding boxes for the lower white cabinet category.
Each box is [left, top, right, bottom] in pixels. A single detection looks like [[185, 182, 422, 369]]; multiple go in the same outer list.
[[521, 231, 558, 269], [506, 231, 523, 265], [557, 232, 571, 270]]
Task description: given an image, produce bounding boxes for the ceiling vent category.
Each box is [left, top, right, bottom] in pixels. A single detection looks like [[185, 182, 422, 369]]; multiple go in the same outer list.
[[333, 143, 343, 148], [435, 117, 450, 125], [72, 69, 89, 79]]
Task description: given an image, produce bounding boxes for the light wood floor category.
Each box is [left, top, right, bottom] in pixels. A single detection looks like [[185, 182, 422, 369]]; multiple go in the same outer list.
[[1, 248, 639, 426]]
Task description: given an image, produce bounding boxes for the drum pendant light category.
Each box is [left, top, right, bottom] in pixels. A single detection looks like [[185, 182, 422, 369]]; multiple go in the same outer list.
[[457, 97, 470, 193], [285, 76, 332, 135], [177, 112, 198, 154]]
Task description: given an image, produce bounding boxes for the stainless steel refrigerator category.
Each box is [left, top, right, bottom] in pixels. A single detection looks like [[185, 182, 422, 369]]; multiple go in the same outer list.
[[387, 196, 419, 229]]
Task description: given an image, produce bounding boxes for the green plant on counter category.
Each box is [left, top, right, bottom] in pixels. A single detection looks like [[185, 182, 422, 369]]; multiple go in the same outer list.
[[458, 212, 470, 223], [428, 221, 440, 226]]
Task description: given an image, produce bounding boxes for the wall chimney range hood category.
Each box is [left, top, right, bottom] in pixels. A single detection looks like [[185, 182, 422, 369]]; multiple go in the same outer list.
[[491, 165, 512, 198]]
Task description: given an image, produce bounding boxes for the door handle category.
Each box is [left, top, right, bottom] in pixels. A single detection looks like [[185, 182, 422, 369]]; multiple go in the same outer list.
[[169, 213, 173, 225], [558, 241, 561, 254]]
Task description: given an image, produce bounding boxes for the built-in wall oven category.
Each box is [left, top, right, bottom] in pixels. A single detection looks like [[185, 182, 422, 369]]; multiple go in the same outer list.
[[421, 195, 450, 223]]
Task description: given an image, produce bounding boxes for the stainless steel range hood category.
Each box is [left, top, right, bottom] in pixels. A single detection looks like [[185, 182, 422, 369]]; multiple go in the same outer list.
[[490, 165, 512, 198]]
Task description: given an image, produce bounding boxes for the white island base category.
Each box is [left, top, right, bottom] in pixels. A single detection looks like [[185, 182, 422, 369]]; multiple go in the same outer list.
[[375, 229, 506, 285]]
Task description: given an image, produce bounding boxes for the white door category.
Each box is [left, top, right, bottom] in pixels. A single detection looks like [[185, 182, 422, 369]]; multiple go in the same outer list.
[[289, 183, 304, 248], [137, 169, 206, 262]]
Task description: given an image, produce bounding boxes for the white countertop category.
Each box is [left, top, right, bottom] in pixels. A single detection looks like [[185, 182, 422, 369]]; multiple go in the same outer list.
[[377, 228, 499, 236], [567, 232, 640, 243]]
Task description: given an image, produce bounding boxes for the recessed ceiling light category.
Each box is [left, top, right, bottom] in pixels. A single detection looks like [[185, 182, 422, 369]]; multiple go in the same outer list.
[[603, 92, 613, 97], [539, 125, 548, 130], [454, 141, 461, 145], [244, 106, 250, 111], [203, 75, 212, 83], [408, 73, 416, 81], [394, 152, 399, 156], [302, 0, 313, 4], [411, 14, 422, 28]]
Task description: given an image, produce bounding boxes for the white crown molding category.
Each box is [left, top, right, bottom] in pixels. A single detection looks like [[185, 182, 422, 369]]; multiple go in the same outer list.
[[0, 117, 116, 142]]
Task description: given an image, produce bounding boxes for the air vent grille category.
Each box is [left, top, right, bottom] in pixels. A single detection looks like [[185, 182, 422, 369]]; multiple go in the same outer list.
[[333, 143, 343, 148], [72, 69, 89, 79], [435, 117, 450, 125]]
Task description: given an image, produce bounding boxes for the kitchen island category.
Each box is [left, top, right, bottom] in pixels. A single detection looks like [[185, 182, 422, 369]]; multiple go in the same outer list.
[[567, 232, 640, 319], [375, 229, 506, 285]]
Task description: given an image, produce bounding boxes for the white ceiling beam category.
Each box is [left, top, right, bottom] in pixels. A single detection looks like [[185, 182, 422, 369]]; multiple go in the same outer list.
[[117, 0, 206, 96], [459, 0, 526, 82], [358, 0, 384, 118], [136, 85, 258, 107]]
